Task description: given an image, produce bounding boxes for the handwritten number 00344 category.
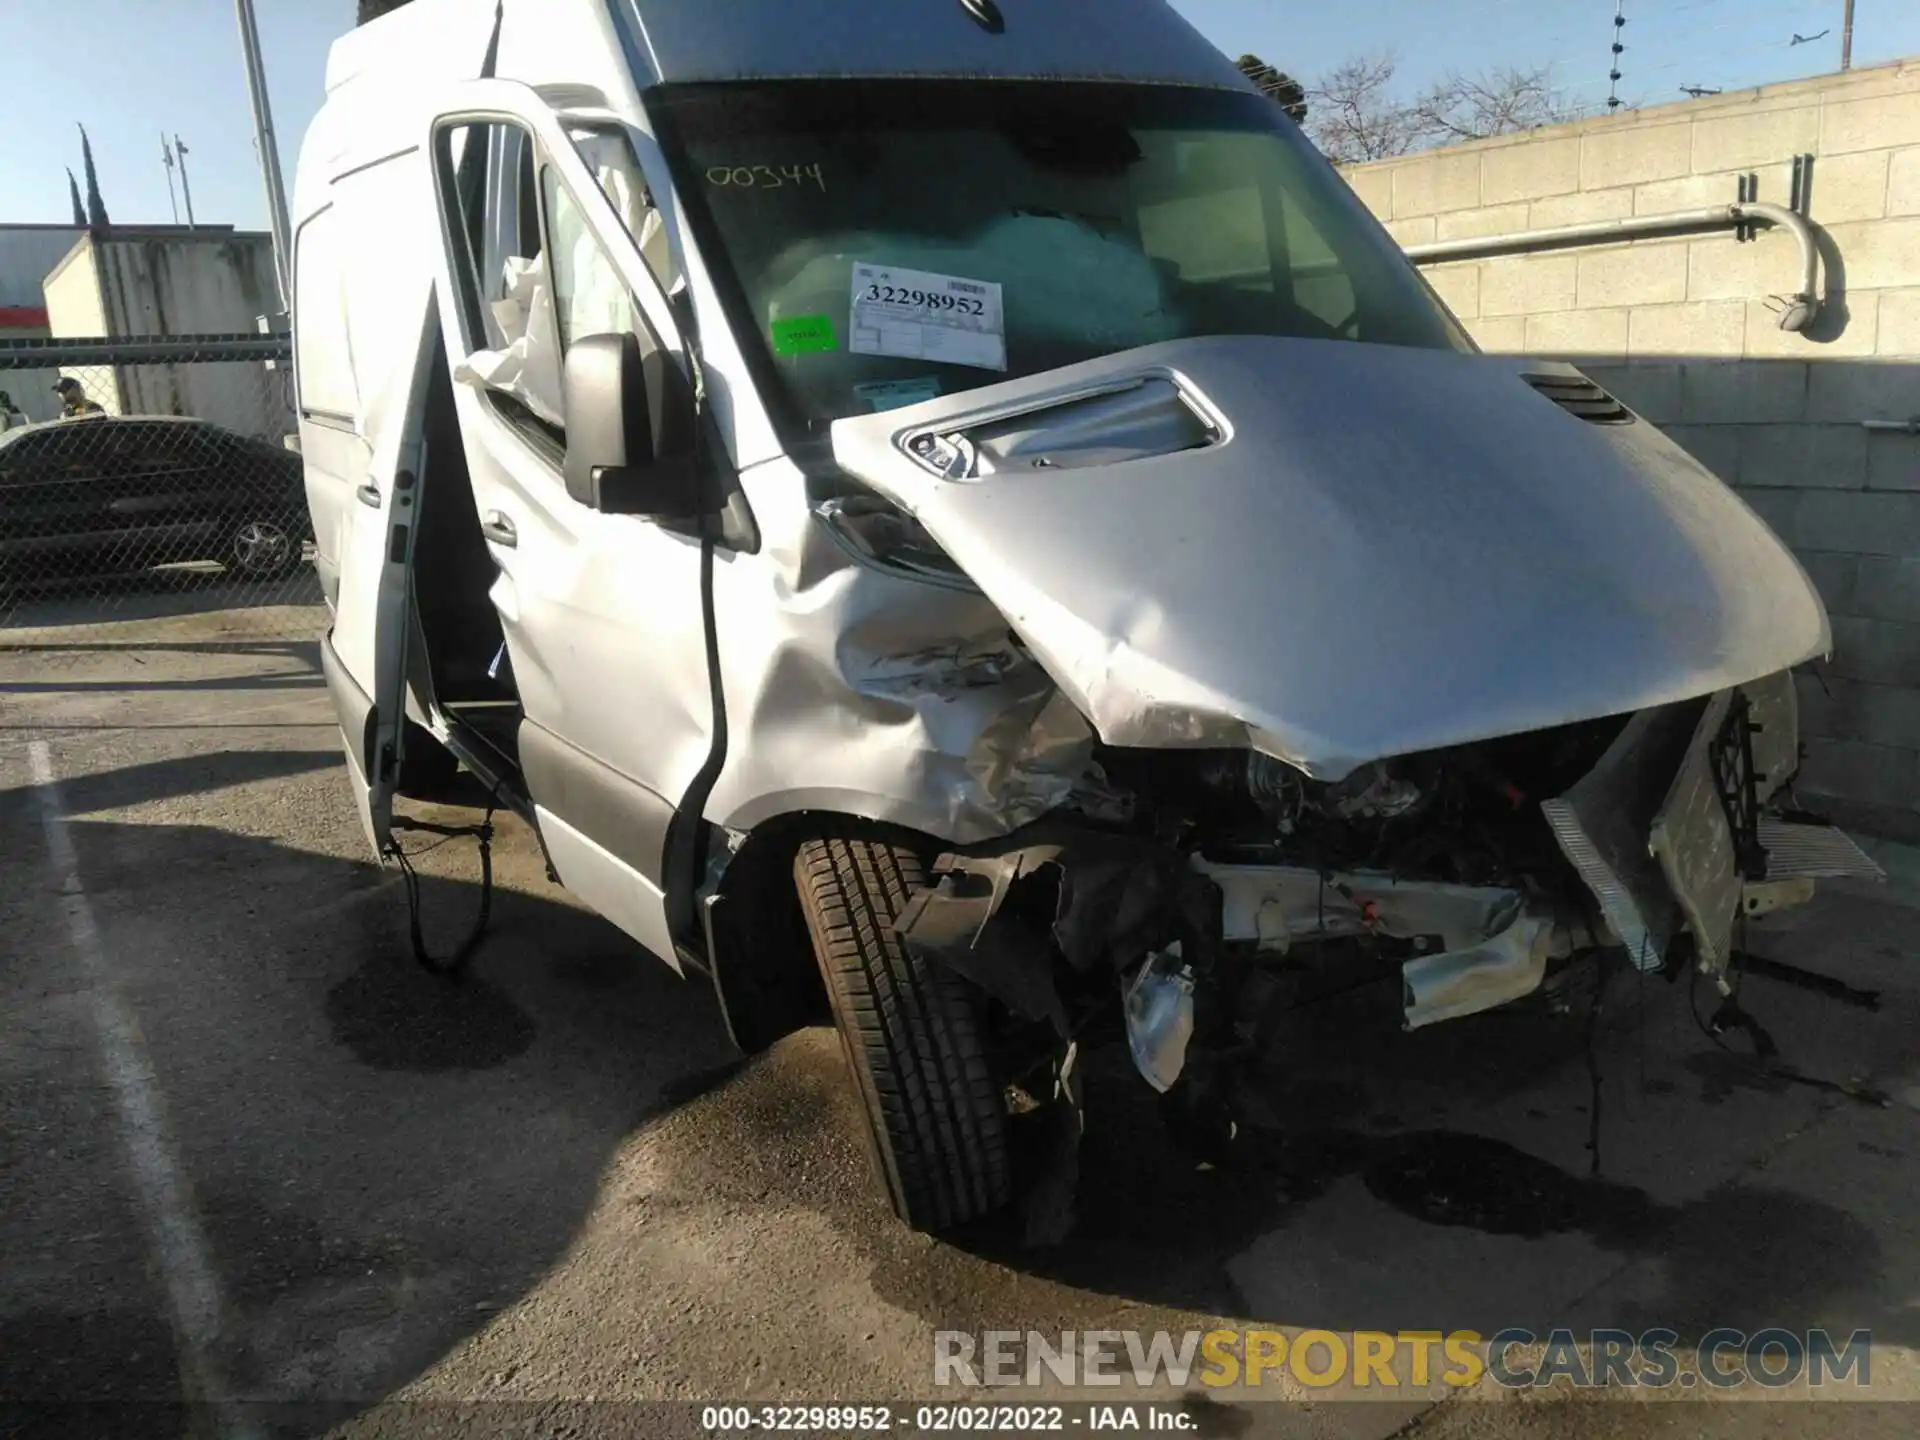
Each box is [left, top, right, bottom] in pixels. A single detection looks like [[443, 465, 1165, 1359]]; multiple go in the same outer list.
[[862, 284, 984, 316], [706, 163, 826, 192]]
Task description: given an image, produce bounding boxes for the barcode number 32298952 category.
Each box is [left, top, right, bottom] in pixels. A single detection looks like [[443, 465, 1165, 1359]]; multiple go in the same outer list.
[[861, 284, 985, 316]]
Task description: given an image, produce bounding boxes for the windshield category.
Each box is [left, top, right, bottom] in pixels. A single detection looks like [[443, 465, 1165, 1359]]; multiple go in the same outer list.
[[649, 80, 1470, 438]]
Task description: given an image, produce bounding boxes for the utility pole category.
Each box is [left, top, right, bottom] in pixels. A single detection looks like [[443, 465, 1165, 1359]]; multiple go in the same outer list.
[[1841, 0, 1855, 71], [1606, 1, 1628, 112], [161, 133, 180, 224], [175, 136, 198, 227], [234, 0, 294, 310]]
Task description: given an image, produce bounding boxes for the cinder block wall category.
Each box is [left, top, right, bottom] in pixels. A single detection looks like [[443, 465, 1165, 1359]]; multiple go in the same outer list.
[[1343, 60, 1920, 841]]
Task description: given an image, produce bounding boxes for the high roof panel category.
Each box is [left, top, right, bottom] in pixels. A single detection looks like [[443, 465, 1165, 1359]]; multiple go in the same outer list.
[[610, 0, 1245, 88]]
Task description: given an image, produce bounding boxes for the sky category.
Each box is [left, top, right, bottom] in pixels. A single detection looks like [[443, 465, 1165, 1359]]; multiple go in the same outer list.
[[2, 0, 1917, 234]]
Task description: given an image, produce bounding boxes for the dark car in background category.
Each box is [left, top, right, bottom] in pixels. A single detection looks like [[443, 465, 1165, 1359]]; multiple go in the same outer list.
[[0, 413, 311, 592]]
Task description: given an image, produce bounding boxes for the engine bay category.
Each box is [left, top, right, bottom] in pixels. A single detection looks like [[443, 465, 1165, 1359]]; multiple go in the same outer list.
[[893, 669, 1880, 1112], [1089, 711, 1635, 893]]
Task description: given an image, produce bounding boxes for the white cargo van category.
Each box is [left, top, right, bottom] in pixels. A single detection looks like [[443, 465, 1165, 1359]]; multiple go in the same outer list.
[[298, 0, 1875, 1232]]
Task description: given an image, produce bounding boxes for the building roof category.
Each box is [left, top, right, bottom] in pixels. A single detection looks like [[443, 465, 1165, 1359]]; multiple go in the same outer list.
[[3, 225, 255, 307], [0, 222, 237, 231], [41, 227, 274, 294], [0, 227, 83, 307]]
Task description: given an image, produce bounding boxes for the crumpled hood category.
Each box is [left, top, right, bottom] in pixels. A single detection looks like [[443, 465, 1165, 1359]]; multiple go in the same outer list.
[[829, 336, 1829, 780]]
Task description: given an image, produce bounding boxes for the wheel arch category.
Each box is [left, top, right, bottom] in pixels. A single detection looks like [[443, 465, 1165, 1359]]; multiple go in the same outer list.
[[703, 803, 953, 1056]]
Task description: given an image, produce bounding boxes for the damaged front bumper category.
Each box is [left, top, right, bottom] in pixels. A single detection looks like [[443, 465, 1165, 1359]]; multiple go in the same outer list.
[[1193, 670, 1883, 1037], [1192, 859, 1588, 1030], [1545, 670, 1881, 980], [894, 670, 1883, 1099]]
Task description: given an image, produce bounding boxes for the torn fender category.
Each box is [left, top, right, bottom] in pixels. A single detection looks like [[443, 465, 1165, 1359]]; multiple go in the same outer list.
[[703, 459, 1093, 844], [892, 829, 1210, 1028]]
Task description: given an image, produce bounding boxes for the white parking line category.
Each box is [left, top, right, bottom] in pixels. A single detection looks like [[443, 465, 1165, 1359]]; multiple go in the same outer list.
[[27, 741, 260, 1440]]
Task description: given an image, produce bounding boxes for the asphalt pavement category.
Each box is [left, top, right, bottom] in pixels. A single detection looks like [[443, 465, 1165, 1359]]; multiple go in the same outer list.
[[5, 600, 1920, 1440]]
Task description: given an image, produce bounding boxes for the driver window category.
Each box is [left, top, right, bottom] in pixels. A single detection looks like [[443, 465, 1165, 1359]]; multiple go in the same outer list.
[[567, 125, 676, 296], [443, 118, 680, 474], [447, 121, 567, 437], [542, 169, 641, 351]]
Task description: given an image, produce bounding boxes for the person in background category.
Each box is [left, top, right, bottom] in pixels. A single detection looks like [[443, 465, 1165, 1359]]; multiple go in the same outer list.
[[53, 377, 104, 417], [0, 389, 25, 431]]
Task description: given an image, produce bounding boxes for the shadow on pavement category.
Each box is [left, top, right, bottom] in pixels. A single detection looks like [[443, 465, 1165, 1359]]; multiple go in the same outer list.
[[6, 806, 1917, 1435], [968, 956, 1915, 1341], [0, 638, 321, 694], [0, 671, 322, 696], [1, 570, 325, 633], [626, 917, 1920, 1352], [0, 814, 733, 1436], [0, 749, 340, 811]]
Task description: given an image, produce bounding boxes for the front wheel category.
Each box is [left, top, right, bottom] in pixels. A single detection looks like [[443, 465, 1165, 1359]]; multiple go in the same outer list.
[[794, 831, 1011, 1232]]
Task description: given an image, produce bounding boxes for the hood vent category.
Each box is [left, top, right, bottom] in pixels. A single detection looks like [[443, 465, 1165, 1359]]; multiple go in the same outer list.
[[1523, 372, 1633, 425]]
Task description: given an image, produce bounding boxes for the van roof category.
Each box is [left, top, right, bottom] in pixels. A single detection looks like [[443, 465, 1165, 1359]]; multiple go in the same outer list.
[[617, 0, 1244, 87], [337, 0, 1247, 93]]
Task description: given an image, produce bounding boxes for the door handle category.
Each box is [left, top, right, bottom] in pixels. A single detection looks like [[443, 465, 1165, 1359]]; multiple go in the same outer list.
[[356, 482, 382, 508], [480, 511, 518, 548]]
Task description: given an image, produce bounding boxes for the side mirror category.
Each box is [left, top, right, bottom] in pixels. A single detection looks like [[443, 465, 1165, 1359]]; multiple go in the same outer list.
[[562, 332, 700, 517]]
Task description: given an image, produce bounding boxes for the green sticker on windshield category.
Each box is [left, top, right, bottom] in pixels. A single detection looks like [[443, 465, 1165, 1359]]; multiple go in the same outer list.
[[771, 314, 837, 356]]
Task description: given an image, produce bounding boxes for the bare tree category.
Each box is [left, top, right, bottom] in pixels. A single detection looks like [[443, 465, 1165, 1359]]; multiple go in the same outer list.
[[1304, 51, 1570, 164], [1304, 51, 1419, 164], [1408, 65, 1571, 144], [1236, 54, 1309, 124]]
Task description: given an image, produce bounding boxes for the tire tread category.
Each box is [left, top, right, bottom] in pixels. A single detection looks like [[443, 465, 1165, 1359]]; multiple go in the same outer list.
[[794, 832, 1010, 1230]]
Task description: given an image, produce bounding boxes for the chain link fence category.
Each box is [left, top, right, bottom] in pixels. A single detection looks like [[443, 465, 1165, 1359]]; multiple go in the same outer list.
[[1, 334, 324, 665]]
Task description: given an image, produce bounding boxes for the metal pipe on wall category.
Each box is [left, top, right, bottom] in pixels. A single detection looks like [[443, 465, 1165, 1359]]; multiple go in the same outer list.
[[234, 0, 294, 313], [1403, 201, 1822, 331]]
